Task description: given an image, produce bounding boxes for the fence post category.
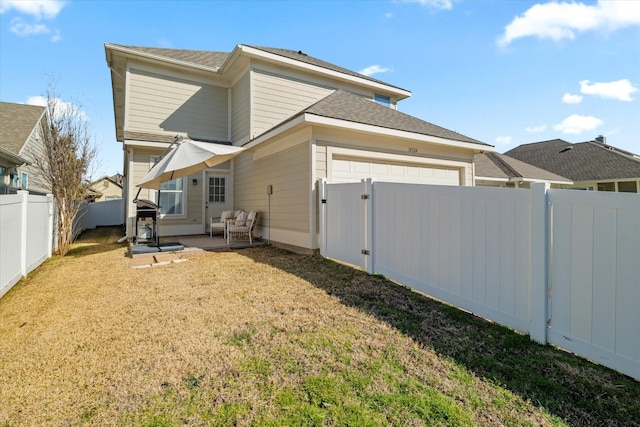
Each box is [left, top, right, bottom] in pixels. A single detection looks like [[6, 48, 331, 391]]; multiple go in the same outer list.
[[319, 178, 327, 257], [18, 190, 28, 278], [363, 178, 374, 274], [530, 182, 550, 344], [47, 194, 54, 258]]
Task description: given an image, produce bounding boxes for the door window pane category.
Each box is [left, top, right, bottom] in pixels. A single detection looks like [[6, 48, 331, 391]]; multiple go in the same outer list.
[[208, 177, 226, 203]]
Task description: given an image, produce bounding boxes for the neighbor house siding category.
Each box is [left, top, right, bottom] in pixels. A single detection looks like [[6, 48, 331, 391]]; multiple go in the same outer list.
[[251, 68, 333, 139], [127, 67, 228, 141], [231, 71, 251, 144], [16, 123, 51, 195], [234, 140, 311, 246]]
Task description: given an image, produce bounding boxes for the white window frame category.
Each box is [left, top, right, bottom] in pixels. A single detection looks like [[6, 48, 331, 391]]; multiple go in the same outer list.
[[150, 155, 187, 218]]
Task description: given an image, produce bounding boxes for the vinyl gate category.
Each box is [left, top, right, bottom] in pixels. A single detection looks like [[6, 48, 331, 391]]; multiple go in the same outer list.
[[319, 179, 640, 379], [546, 189, 640, 378]]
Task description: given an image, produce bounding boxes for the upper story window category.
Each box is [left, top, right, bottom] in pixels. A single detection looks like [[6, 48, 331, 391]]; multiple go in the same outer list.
[[374, 94, 391, 107]]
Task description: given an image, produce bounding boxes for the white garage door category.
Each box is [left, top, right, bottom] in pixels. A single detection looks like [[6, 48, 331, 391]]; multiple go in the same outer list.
[[331, 157, 461, 185]]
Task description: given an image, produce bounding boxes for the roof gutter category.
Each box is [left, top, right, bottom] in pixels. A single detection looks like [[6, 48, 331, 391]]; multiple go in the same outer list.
[[243, 112, 494, 153], [509, 177, 574, 185], [0, 146, 29, 166]]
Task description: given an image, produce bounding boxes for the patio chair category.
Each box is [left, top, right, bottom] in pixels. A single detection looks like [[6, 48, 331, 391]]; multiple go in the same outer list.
[[227, 211, 258, 244], [210, 210, 236, 238]]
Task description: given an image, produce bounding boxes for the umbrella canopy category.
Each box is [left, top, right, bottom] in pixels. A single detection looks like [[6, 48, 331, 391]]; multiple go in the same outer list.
[[137, 139, 245, 190]]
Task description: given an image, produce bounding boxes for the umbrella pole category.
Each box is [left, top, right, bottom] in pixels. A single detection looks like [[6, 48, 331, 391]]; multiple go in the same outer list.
[[156, 188, 161, 247]]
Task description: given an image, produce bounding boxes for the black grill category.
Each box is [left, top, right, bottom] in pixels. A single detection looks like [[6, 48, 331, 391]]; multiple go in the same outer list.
[[134, 199, 160, 245]]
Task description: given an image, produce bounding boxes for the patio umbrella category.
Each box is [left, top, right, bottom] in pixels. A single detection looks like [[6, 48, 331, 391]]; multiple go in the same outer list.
[[132, 138, 245, 250], [137, 138, 245, 190]]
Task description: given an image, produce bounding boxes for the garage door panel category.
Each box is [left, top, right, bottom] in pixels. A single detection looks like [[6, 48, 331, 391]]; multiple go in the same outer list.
[[331, 157, 460, 186]]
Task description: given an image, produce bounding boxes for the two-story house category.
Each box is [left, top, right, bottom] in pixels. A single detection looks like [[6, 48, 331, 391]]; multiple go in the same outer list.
[[105, 43, 491, 252], [0, 102, 52, 195]]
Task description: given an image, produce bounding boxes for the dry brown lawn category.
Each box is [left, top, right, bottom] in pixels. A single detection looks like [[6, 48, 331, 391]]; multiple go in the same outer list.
[[1, 227, 638, 426]]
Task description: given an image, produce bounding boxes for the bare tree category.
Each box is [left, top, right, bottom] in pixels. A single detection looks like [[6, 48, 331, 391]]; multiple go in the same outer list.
[[29, 87, 97, 255]]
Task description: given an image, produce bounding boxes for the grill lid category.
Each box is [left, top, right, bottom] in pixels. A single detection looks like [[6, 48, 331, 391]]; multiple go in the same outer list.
[[134, 199, 160, 210]]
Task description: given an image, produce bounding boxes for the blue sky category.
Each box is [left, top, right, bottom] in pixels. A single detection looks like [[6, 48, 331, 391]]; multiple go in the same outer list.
[[1, 0, 639, 178]]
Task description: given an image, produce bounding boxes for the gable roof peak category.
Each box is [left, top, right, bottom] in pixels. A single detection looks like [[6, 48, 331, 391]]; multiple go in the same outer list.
[[240, 45, 410, 95]]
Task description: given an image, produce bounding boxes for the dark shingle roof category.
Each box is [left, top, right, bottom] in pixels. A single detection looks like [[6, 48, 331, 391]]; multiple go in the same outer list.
[[110, 44, 230, 69], [246, 46, 409, 93], [298, 90, 488, 146], [0, 101, 46, 155], [110, 44, 408, 93], [474, 152, 572, 182], [506, 139, 640, 181]]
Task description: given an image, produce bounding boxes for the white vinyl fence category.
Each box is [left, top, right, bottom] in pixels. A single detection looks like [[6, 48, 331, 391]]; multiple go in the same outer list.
[[73, 198, 124, 238], [319, 179, 640, 379], [0, 191, 55, 299], [1, 195, 124, 299]]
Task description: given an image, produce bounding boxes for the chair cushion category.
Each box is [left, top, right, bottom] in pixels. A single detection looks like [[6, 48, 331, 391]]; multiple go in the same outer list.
[[235, 211, 247, 226], [234, 210, 244, 218], [220, 210, 233, 221]]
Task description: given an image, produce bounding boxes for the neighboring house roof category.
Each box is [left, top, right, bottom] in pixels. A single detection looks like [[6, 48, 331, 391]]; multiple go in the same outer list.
[[0, 101, 46, 156], [0, 145, 28, 166], [90, 175, 123, 189], [109, 173, 124, 186], [266, 89, 489, 146], [506, 139, 640, 182], [474, 152, 572, 184]]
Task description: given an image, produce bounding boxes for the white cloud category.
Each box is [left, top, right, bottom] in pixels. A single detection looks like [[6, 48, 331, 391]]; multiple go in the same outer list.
[[27, 95, 47, 106], [27, 96, 89, 121], [385, 12, 393, 19], [525, 124, 547, 133], [580, 79, 638, 101], [360, 65, 391, 76], [400, 0, 453, 10], [0, 0, 65, 19], [497, 0, 640, 47], [9, 17, 49, 36], [495, 136, 512, 145], [1, 0, 64, 40], [50, 29, 60, 42], [553, 114, 602, 134], [562, 93, 583, 104]]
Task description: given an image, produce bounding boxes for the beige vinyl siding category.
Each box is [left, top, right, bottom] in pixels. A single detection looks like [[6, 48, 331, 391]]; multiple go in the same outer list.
[[231, 72, 250, 143], [252, 69, 332, 138], [234, 141, 310, 236], [130, 148, 202, 226], [127, 68, 228, 141], [316, 145, 327, 180]]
